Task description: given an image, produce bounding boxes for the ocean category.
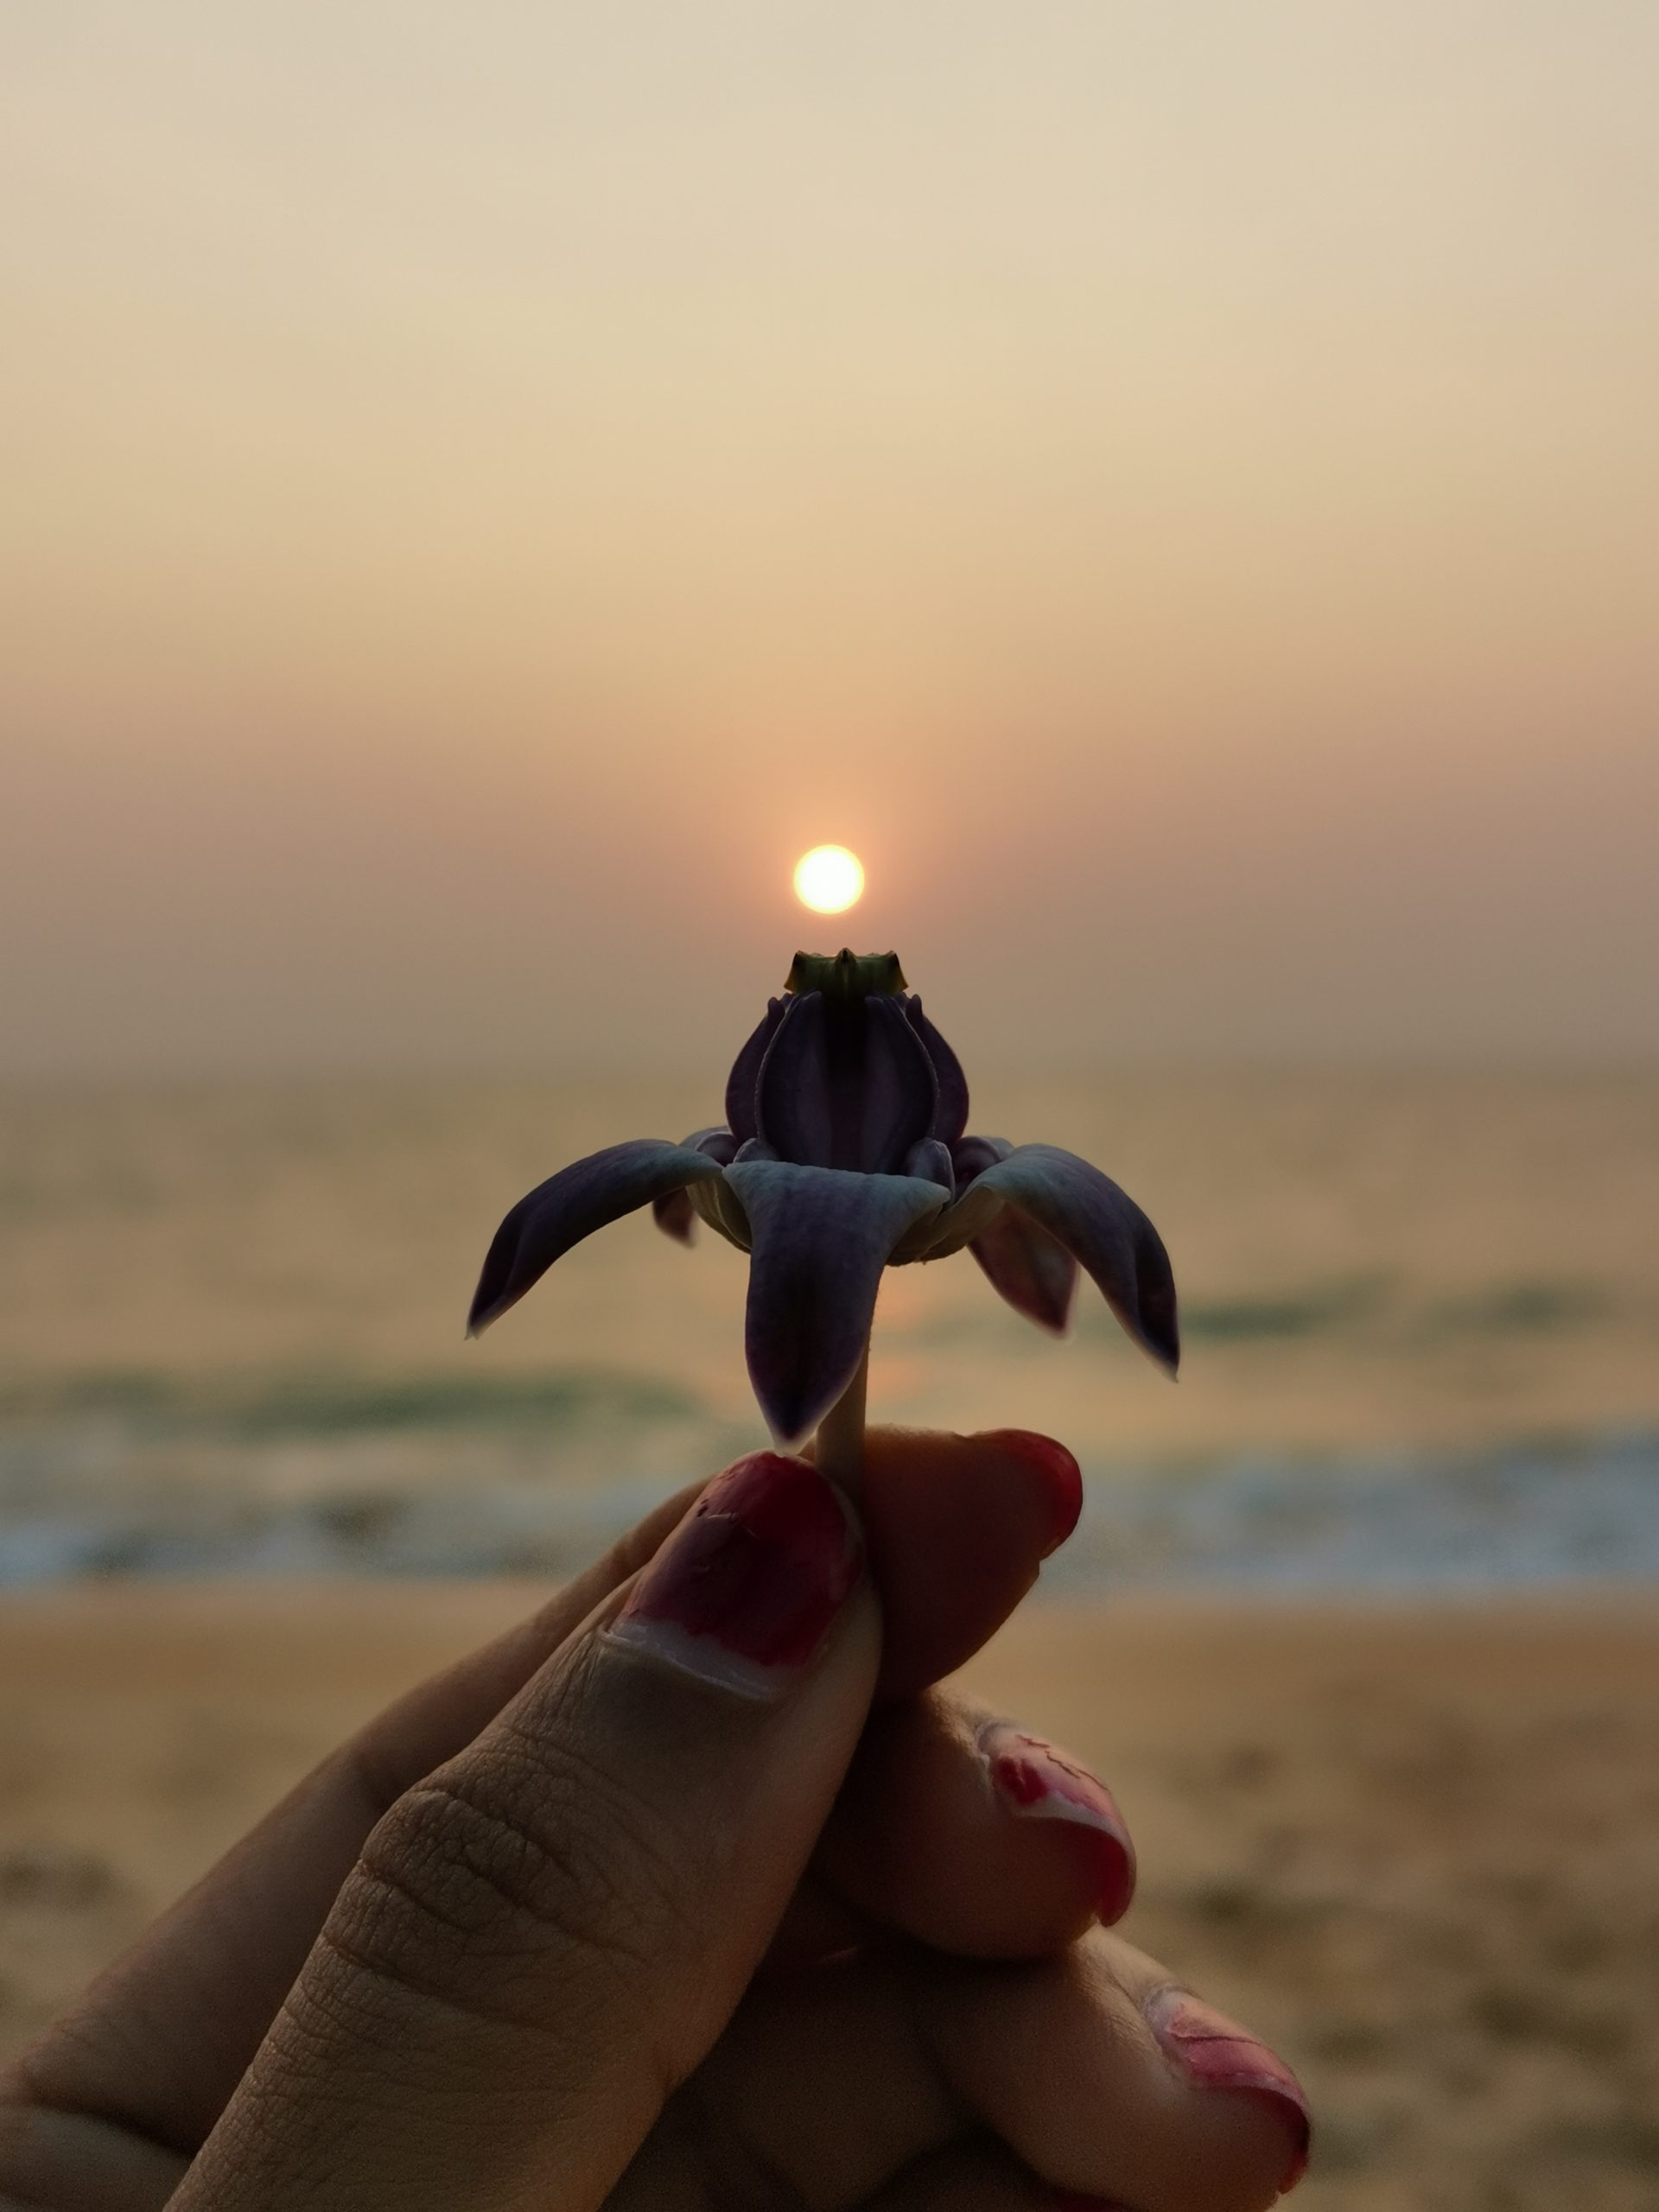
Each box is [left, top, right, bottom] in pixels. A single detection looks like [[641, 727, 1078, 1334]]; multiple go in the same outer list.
[[2, 1070, 1655, 1594]]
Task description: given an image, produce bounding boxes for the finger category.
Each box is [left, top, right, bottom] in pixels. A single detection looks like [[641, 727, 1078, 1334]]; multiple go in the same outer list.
[[922, 1933, 1312, 2209], [611, 2124, 1109, 2212], [817, 1694, 1135, 1955], [0, 2105, 187, 2212], [3, 1481, 706, 2166], [860, 2139, 1126, 2209], [173, 1450, 880, 2212], [636, 1932, 1309, 2212], [857, 1427, 1081, 1700]]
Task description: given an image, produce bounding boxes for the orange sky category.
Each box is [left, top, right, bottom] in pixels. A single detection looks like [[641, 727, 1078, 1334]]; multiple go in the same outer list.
[[3, 2, 1656, 1072]]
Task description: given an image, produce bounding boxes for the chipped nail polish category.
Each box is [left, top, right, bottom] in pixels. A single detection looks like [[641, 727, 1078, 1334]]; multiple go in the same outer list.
[[609, 1450, 861, 1699], [977, 1719, 1136, 1923], [1144, 1982, 1312, 2193]]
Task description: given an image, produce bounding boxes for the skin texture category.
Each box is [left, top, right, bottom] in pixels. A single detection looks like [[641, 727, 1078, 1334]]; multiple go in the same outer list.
[[0, 1428, 1307, 2212]]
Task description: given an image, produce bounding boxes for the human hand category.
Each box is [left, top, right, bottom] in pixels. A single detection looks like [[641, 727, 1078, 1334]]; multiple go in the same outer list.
[[0, 1430, 1308, 2210]]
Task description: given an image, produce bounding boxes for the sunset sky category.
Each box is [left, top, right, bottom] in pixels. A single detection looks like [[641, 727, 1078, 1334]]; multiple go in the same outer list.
[[4, 1, 1656, 1073]]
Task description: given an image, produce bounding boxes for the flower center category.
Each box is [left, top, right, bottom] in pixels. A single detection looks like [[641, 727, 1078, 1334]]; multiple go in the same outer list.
[[785, 949, 908, 1001]]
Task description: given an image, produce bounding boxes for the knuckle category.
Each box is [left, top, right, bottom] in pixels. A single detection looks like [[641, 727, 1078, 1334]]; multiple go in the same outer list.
[[321, 1732, 694, 2028]]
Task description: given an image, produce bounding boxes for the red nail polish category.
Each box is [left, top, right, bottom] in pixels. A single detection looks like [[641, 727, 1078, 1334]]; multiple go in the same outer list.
[[1144, 1983, 1312, 2193], [979, 1429, 1083, 1555], [609, 1452, 861, 1698], [977, 1720, 1136, 1924]]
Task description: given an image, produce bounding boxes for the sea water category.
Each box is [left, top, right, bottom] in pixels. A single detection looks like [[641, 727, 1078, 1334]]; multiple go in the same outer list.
[[1, 1070, 1655, 1592]]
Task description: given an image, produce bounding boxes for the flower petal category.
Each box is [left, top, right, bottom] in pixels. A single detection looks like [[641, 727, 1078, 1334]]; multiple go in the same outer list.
[[724, 1160, 950, 1442], [651, 1128, 739, 1243], [467, 1140, 725, 1334], [952, 1133, 1013, 1184], [859, 997, 940, 1171], [906, 997, 969, 1144], [689, 1170, 755, 1249], [754, 993, 834, 1166], [903, 1136, 957, 1196], [724, 999, 786, 1141], [968, 1210, 1079, 1334], [930, 1143, 1179, 1372], [652, 1185, 698, 1244]]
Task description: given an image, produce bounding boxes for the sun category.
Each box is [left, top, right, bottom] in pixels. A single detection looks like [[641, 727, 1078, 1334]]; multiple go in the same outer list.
[[793, 845, 865, 914]]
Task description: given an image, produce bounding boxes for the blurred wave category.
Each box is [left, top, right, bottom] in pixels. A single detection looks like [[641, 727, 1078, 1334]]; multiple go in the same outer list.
[[1, 1367, 1655, 1592], [0, 1367, 702, 1437], [3, 1071, 1656, 1591]]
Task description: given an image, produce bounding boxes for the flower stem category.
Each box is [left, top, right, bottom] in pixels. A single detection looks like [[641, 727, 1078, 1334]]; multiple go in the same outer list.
[[813, 1338, 869, 1496]]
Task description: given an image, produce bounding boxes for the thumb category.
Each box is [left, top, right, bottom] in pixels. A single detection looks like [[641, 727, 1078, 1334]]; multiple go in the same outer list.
[[172, 1452, 874, 2212]]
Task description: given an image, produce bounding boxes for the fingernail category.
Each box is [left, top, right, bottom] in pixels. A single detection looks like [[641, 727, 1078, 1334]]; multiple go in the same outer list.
[[1144, 1983, 1312, 2193], [608, 1451, 862, 1700], [976, 1720, 1136, 1924], [979, 1428, 1083, 1555]]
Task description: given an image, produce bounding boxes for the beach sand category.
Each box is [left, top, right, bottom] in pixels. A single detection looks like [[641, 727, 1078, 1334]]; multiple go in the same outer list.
[[2, 1587, 1656, 2209]]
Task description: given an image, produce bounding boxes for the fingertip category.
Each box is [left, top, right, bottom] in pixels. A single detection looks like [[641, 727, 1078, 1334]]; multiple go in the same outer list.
[[976, 1721, 1136, 1929], [858, 1426, 1086, 1697], [973, 1430, 1083, 1556], [1142, 1983, 1312, 2196], [822, 1697, 1130, 1961], [608, 1450, 865, 1699]]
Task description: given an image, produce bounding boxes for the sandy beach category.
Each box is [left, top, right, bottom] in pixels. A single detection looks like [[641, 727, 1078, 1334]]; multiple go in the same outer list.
[[2, 1585, 1655, 2209]]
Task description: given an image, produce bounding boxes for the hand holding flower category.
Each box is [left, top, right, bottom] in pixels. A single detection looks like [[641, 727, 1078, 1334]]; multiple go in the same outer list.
[[1, 1431, 1306, 2211]]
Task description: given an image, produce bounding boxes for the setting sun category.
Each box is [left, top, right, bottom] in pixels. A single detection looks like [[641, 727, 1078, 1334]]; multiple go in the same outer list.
[[793, 845, 865, 914]]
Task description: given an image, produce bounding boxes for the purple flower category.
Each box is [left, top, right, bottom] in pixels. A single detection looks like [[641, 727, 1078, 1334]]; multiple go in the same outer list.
[[467, 950, 1179, 1444]]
